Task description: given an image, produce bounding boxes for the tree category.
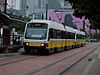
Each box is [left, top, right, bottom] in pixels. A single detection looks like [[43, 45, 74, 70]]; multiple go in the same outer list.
[[65, 0, 100, 29], [11, 20, 26, 34]]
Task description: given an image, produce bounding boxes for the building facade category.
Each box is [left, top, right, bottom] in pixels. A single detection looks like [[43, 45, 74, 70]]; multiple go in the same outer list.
[[20, 0, 60, 17], [7, 0, 21, 16], [0, 0, 5, 12], [20, 0, 27, 16], [6, 0, 73, 17], [59, 0, 74, 12], [48, 0, 59, 10]]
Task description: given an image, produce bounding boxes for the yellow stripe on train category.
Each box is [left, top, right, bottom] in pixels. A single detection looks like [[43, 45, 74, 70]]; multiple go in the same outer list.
[[29, 42, 41, 47]]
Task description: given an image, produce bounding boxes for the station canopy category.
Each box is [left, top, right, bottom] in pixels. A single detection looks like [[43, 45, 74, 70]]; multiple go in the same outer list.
[[0, 13, 11, 26]]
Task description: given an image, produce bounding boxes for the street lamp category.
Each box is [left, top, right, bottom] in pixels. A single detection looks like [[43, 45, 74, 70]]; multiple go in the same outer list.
[[4, 0, 7, 13], [26, 5, 29, 16], [45, 4, 48, 20], [83, 20, 85, 31]]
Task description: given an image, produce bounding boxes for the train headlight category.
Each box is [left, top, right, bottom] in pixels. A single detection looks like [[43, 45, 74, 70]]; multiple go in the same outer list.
[[41, 43, 48, 47], [41, 43, 44, 46], [26, 43, 29, 45]]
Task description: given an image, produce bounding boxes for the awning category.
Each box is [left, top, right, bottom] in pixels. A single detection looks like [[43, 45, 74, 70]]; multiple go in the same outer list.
[[0, 13, 11, 26]]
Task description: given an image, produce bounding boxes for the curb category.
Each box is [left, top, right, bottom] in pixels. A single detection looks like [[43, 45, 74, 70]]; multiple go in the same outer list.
[[0, 45, 21, 53], [0, 53, 21, 58]]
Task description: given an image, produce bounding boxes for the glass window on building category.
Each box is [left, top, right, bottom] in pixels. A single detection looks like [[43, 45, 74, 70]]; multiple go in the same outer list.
[[38, 0, 41, 9]]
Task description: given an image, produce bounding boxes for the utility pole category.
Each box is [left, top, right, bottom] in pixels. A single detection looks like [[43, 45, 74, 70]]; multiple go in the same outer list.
[[26, 5, 29, 16], [45, 4, 48, 20], [4, 0, 7, 13], [83, 20, 85, 32], [42, 13, 44, 20]]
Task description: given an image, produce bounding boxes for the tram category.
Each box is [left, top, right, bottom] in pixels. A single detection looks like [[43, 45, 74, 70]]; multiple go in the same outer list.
[[23, 20, 86, 54]]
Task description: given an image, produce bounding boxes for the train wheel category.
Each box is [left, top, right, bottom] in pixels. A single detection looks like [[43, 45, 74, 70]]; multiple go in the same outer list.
[[72, 45, 75, 49], [24, 49, 31, 54], [47, 48, 54, 54], [64, 46, 67, 50], [54, 48, 57, 53], [24, 47, 31, 54]]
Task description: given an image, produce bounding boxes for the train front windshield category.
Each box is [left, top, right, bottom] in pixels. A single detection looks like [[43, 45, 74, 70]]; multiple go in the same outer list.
[[25, 23, 48, 39]]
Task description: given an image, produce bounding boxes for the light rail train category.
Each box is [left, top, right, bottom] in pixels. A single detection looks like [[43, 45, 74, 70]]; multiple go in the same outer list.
[[23, 20, 86, 54]]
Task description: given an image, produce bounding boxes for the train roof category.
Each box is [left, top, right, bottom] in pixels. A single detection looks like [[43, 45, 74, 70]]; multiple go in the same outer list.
[[65, 26, 75, 33], [30, 20, 65, 31], [29, 20, 85, 35], [29, 20, 76, 33], [80, 31, 85, 35]]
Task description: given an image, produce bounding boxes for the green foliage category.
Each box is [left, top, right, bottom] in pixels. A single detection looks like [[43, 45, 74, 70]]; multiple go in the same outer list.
[[10, 20, 26, 34], [10, 16, 32, 34], [92, 32, 100, 39], [23, 16, 32, 21], [65, 0, 100, 29]]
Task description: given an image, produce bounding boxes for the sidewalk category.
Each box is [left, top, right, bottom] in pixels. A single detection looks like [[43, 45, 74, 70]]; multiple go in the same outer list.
[[88, 53, 100, 75], [0, 45, 21, 53], [82, 46, 100, 75], [0, 45, 22, 58]]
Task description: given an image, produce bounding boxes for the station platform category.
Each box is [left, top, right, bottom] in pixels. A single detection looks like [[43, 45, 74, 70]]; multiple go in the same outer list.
[[0, 45, 21, 53]]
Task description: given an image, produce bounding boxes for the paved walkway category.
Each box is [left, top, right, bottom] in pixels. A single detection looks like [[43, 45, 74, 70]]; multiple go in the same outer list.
[[82, 45, 100, 75], [88, 54, 100, 75], [1, 42, 100, 75]]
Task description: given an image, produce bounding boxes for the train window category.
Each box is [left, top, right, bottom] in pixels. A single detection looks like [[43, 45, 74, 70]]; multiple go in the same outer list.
[[25, 23, 48, 39], [27, 23, 48, 28], [56, 30, 61, 39], [66, 32, 70, 39], [49, 29, 64, 39], [49, 29, 76, 39], [70, 33, 75, 39], [61, 31, 66, 39], [49, 29, 56, 38], [64, 32, 67, 39], [77, 34, 81, 39]]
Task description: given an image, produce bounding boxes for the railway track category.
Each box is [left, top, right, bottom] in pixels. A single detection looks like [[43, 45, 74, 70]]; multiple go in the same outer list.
[[28, 44, 100, 75], [0, 43, 93, 67], [0, 43, 99, 75], [0, 44, 90, 67], [0, 55, 39, 67], [59, 46, 99, 75]]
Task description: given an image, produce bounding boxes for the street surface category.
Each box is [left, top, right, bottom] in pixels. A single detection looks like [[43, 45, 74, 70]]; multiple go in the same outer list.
[[0, 42, 100, 75]]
